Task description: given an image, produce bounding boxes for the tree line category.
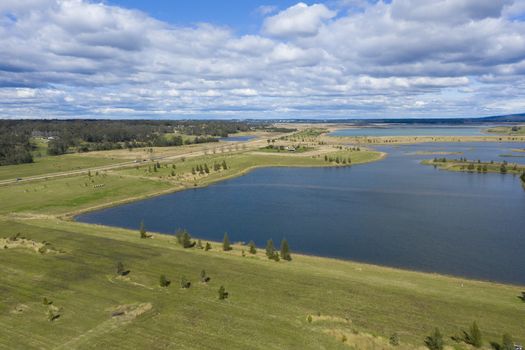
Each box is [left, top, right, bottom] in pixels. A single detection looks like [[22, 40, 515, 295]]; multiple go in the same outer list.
[[0, 119, 256, 165]]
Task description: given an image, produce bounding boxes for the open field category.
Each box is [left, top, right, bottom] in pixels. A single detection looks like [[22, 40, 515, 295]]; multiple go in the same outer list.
[[1, 129, 524, 349], [0, 154, 125, 181], [0, 218, 523, 349]]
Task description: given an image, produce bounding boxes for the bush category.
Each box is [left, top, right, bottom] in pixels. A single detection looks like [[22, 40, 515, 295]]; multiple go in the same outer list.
[[389, 333, 400, 346], [205, 242, 212, 251], [218, 286, 228, 300], [425, 328, 444, 350], [200, 269, 210, 283], [116, 262, 130, 276], [159, 274, 170, 287], [180, 276, 191, 289]]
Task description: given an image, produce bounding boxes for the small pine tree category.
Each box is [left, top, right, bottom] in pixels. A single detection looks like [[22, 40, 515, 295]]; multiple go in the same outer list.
[[280, 239, 292, 261], [223, 232, 232, 251], [159, 274, 170, 287], [266, 239, 275, 259], [307, 314, 313, 323], [204, 164, 210, 174], [218, 285, 228, 300], [116, 262, 125, 275], [191, 167, 196, 175], [139, 220, 148, 239], [248, 240, 257, 254], [222, 160, 228, 170], [425, 328, 444, 350], [205, 242, 212, 251], [180, 276, 191, 289], [181, 230, 194, 248], [463, 321, 482, 348], [197, 239, 203, 249], [200, 269, 210, 283]]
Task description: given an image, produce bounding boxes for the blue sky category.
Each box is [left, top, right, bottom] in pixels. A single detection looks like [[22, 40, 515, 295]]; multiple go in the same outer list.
[[0, 0, 525, 119], [108, 0, 304, 33]]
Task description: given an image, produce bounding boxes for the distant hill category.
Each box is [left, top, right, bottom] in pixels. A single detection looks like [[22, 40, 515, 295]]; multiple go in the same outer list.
[[274, 113, 525, 124]]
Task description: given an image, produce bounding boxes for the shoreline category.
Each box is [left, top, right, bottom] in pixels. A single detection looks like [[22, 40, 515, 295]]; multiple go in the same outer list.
[[49, 218, 525, 289], [66, 151, 387, 218]]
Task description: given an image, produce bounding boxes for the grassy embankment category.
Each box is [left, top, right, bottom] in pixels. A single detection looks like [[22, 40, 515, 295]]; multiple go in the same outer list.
[[0, 145, 524, 349]]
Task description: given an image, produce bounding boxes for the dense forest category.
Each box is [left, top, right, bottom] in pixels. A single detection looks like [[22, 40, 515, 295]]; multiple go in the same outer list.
[[0, 120, 257, 166]]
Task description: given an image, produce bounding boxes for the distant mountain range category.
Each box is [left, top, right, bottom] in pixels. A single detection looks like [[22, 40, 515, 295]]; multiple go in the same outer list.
[[272, 113, 525, 124]]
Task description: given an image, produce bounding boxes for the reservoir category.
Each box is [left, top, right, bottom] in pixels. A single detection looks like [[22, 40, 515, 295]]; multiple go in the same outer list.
[[77, 142, 525, 285]]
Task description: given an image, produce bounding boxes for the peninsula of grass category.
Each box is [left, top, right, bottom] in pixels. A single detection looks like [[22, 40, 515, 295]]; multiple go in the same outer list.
[[422, 157, 525, 183], [486, 125, 525, 135], [1, 144, 524, 349]]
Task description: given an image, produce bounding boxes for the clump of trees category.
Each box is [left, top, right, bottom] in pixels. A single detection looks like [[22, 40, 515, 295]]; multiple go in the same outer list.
[[175, 229, 195, 248]]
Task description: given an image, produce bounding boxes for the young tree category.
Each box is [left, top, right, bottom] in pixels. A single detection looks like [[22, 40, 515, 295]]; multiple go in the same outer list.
[[181, 230, 194, 248], [266, 239, 275, 259], [425, 328, 444, 350], [223, 232, 232, 251], [201, 269, 210, 283], [197, 239, 203, 249], [205, 242, 212, 251], [180, 276, 191, 289], [248, 240, 257, 254], [218, 285, 228, 300], [222, 160, 228, 170], [280, 239, 292, 261], [463, 321, 482, 348], [116, 262, 125, 276], [159, 274, 170, 287], [139, 220, 149, 239]]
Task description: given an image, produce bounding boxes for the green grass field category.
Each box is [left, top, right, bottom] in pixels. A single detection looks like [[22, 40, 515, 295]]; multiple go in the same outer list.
[[0, 154, 125, 181], [0, 146, 524, 349]]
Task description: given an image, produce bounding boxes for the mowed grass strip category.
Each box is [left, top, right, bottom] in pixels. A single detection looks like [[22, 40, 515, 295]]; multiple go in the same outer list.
[[0, 218, 523, 349]]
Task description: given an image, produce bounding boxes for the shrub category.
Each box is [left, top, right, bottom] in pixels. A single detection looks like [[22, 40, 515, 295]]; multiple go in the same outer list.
[[425, 328, 444, 350], [159, 274, 170, 287], [218, 286, 228, 300], [180, 276, 191, 289], [205, 242, 212, 251], [307, 315, 312, 323], [200, 269, 210, 283], [390, 333, 400, 346]]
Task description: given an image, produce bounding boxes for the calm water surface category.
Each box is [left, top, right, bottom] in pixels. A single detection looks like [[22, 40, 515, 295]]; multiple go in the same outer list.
[[219, 135, 256, 142], [77, 142, 525, 285], [329, 126, 487, 137]]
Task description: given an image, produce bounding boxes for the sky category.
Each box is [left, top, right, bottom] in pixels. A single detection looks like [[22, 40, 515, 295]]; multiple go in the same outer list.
[[1, 0, 525, 119]]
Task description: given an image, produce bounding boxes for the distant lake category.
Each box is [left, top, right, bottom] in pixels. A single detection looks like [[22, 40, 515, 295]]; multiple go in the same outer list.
[[219, 135, 256, 142], [77, 142, 525, 285], [329, 126, 487, 137]]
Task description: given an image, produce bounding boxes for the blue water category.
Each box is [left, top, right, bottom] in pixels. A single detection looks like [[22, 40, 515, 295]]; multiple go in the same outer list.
[[77, 142, 525, 285], [330, 126, 487, 137], [219, 135, 256, 142]]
